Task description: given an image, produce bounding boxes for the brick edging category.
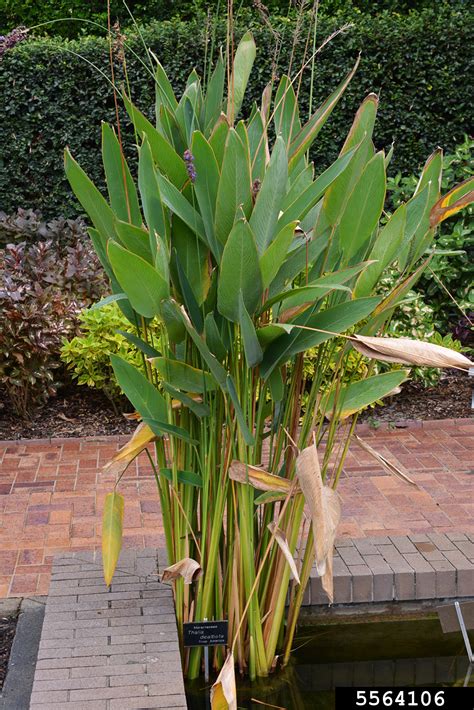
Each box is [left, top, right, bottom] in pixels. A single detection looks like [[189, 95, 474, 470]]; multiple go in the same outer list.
[[0, 416, 472, 447]]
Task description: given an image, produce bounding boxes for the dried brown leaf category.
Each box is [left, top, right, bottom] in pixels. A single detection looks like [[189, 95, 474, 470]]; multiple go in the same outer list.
[[103, 422, 156, 477], [295, 444, 341, 602], [161, 557, 202, 585], [211, 652, 237, 710], [229, 461, 293, 493], [352, 335, 473, 371], [354, 435, 418, 488], [268, 522, 300, 584]]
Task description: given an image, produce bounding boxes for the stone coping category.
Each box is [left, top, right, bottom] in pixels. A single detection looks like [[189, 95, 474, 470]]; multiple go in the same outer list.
[[29, 548, 187, 710], [308, 532, 474, 606], [1, 416, 472, 447]]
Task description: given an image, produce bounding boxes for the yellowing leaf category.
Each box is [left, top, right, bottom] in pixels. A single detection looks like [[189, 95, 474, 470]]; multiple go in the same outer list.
[[268, 522, 300, 584], [429, 177, 474, 227], [229, 461, 293, 493], [103, 422, 156, 477], [211, 653, 237, 710], [102, 492, 124, 586], [161, 557, 202, 584], [295, 445, 341, 602], [352, 335, 473, 371]]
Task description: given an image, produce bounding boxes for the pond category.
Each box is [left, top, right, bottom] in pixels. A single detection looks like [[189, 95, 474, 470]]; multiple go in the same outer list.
[[186, 613, 473, 709]]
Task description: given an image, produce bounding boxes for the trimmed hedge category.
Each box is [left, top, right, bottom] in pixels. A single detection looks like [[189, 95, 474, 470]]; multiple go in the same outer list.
[[0, 6, 472, 217], [0, 2, 452, 38]]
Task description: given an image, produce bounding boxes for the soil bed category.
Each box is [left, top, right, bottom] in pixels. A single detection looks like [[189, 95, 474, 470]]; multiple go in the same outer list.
[[0, 614, 17, 691], [359, 369, 472, 423], [0, 370, 471, 440]]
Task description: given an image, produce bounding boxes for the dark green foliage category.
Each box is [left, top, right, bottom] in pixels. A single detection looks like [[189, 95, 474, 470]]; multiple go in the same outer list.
[[0, 6, 472, 217], [0, 237, 106, 417], [1, 2, 457, 38]]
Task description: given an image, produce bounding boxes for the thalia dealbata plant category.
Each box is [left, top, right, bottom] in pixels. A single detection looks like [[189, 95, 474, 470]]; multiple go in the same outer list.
[[64, 29, 474, 696]]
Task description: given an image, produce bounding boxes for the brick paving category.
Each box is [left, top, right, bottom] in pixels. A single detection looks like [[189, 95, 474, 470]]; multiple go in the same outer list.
[[30, 549, 187, 709], [0, 418, 472, 598]]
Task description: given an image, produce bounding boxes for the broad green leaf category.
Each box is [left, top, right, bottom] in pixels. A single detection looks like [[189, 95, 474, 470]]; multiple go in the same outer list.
[[122, 93, 187, 188], [159, 467, 203, 487], [102, 123, 141, 226], [178, 304, 229, 390], [209, 116, 230, 167], [397, 185, 430, 270], [227, 30, 256, 119], [108, 241, 169, 318], [354, 204, 406, 297], [250, 136, 288, 254], [174, 248, 204, 332], [111, 355, 167, 421], [65, 148, 115, 242], [239, 292, 263, 367], [415, 148, 443, 196], [90, 293, 127, 311], [288, 57, 359, 170], [268, 368, 284, 402], [214, 128, 252, 245], [172, 217, 210, 306], [152, 56, 179, 112], [263, 262, 374, 313], [204, 313, 227, 362], [321, 370, 409, 419], [247, 109, 267, 182], [156, 172, 207, 245], [150, 357, 217, 393], [279, 144, 358, 227], [257, 323, 294, 348], [338, 151, 386, 262], [268, 233, 329, 297], [162, 383, 210, 417], [322, 94, 378, 227], [260, 221, 298, 289], [226, 375, 255, 446], [143, 417, 198, 445], [274, 75, 300, 145], [102, 492, 124, 586], [161, 298, 186, 344], [191, 131, 221, 260], [115, 220, 152, 264], [260, 296, 380, 378], [116, 330, 161, 359], [217, 219, 263, 322], [138, 136, 167, 262], [203, 54, 225, 134]]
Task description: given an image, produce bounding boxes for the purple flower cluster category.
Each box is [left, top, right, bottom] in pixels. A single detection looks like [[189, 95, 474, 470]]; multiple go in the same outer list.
[[0, 27, 28, 60], [183, 149, 197, 183]]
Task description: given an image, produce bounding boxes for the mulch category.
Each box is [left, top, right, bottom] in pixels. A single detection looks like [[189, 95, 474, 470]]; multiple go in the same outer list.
[[0, 370, 472, 441], [0, 614, 17, 690]]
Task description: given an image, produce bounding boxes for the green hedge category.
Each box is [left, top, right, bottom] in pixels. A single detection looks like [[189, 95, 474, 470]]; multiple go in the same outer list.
[[0, 6, 472, 217], [0, 2, 453, 38]]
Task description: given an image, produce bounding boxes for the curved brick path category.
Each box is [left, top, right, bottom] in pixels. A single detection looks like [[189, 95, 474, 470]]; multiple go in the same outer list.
[[0, 418, 472, 598]]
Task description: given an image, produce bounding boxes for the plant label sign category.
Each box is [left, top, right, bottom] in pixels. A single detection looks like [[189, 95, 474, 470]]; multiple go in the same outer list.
[[183, 620, 228, 647]]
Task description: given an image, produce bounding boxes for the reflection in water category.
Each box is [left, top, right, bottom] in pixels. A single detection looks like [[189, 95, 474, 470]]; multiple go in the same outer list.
[[186, 617, 473, 709]]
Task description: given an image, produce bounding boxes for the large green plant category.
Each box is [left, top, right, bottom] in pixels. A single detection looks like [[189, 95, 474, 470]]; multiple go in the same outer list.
[[65, 31, 473, 699]]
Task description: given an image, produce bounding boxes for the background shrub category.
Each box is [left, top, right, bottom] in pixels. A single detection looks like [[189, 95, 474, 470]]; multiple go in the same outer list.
[[0, 5, 472, 217], [61, 303, 159, 406], [387, 135, 473, 339], [0, 237, 105, 417]]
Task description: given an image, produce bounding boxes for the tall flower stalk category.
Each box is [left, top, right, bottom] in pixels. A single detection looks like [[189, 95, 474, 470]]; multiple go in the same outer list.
[[65, 25, 474, 698]]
